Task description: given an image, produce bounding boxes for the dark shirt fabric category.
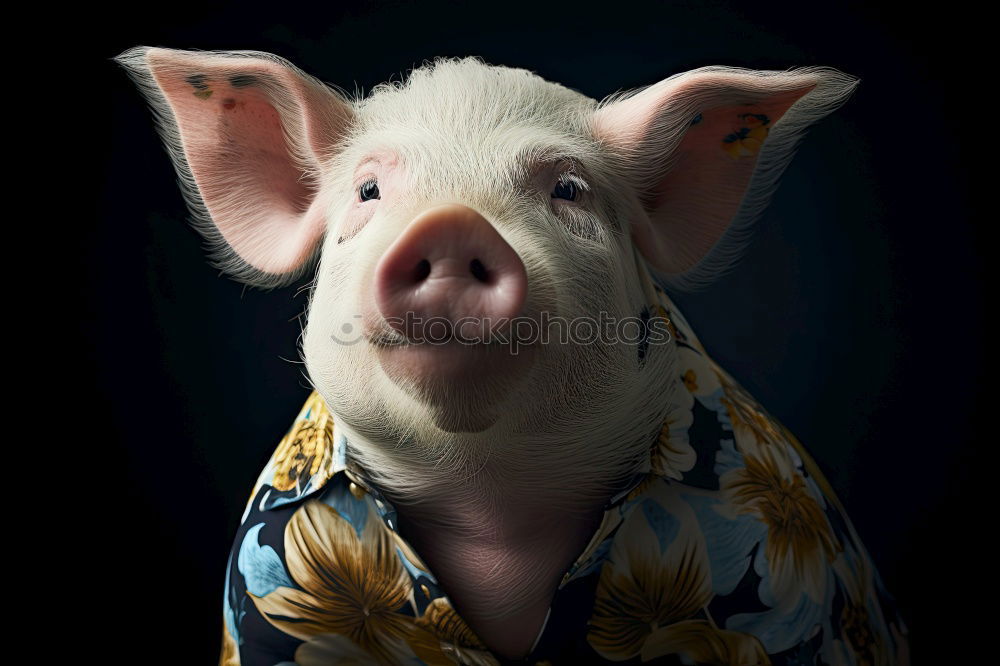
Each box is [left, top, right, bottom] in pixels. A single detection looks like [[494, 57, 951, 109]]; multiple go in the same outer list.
[[219, 285, 910, 666]]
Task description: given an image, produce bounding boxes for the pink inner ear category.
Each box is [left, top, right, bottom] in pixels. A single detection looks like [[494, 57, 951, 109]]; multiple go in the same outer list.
[[147, 49, 345, 277], [642, 86, 815, 275]]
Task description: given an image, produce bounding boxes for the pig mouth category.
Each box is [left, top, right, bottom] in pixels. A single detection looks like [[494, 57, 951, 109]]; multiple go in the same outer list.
[[363, 318, 535, 349], [366, 330, 525, 348], [363, 315, 537, 400]]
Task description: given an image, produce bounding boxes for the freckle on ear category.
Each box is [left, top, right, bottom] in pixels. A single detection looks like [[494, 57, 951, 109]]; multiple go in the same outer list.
[[185, 73, 209, 90], [229, 74, 258, 88]]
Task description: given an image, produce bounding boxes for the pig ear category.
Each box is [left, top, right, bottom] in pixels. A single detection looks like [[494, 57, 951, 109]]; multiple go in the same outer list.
[[593, 65, 860, 291], [114, 46, 354, 288]]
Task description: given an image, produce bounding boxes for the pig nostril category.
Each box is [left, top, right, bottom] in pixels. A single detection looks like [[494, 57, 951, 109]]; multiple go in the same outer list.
[[413, 259, 431, 282], [469, 258, 490, 284]]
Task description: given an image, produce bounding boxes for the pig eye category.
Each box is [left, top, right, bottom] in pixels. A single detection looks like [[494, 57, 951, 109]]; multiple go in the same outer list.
[[358, 178, 380, 202], [552, 172, 587, 202], [552, 178, 578, 202]]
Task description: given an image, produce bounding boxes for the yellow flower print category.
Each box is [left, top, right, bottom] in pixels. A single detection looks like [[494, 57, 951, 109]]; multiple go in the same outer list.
[[292, 633, 382, 665], [719, 438, 841, 604], [831, 544, 896, 666], [270, 394, 335, 493], [642, 619, 770, 665], [840, 602, 878, 666], [650, 411, 696, 481], [655, 304, 680, 342], [712, 361, 784, 447], [588, 510, 710, 657], [677, 347, 721, 399], [239, 392, 335, 522], [649, 362, 696, 481], [415, 598, 499, 666], [778, 422, 852, 526], [249, 498, 447, 665], [707, 362, 842, 605], [219, 617, 239, 666], [588, 481, 764, 663], [682, 369, 698, 392]]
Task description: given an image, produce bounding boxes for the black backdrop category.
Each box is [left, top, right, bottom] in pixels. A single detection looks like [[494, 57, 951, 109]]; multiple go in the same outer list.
[[68, 1, 983, 662]]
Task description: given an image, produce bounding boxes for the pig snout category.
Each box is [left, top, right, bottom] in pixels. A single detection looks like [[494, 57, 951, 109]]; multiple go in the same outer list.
[[373, 204, 528, 342]]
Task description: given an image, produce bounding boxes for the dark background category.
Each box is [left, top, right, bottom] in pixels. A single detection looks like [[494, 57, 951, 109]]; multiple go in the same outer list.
[[65, 1, 983, 662]]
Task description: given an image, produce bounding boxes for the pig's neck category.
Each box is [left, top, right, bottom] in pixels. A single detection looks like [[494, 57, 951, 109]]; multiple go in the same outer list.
[[342, 425, 656, 637], [394, 486, 608, 657], [383, 458, 619, 655], [384, 465, 620, 555]]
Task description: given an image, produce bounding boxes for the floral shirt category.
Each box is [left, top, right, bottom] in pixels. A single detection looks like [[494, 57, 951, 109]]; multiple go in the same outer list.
[[219, 285, 910, 666]]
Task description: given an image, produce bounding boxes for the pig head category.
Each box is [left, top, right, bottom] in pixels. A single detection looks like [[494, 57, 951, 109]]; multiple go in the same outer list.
[[114, 47, 858, 549]]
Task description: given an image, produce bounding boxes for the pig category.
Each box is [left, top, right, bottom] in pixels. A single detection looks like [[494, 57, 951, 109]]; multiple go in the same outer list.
[[114, 46, 910, 666]]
